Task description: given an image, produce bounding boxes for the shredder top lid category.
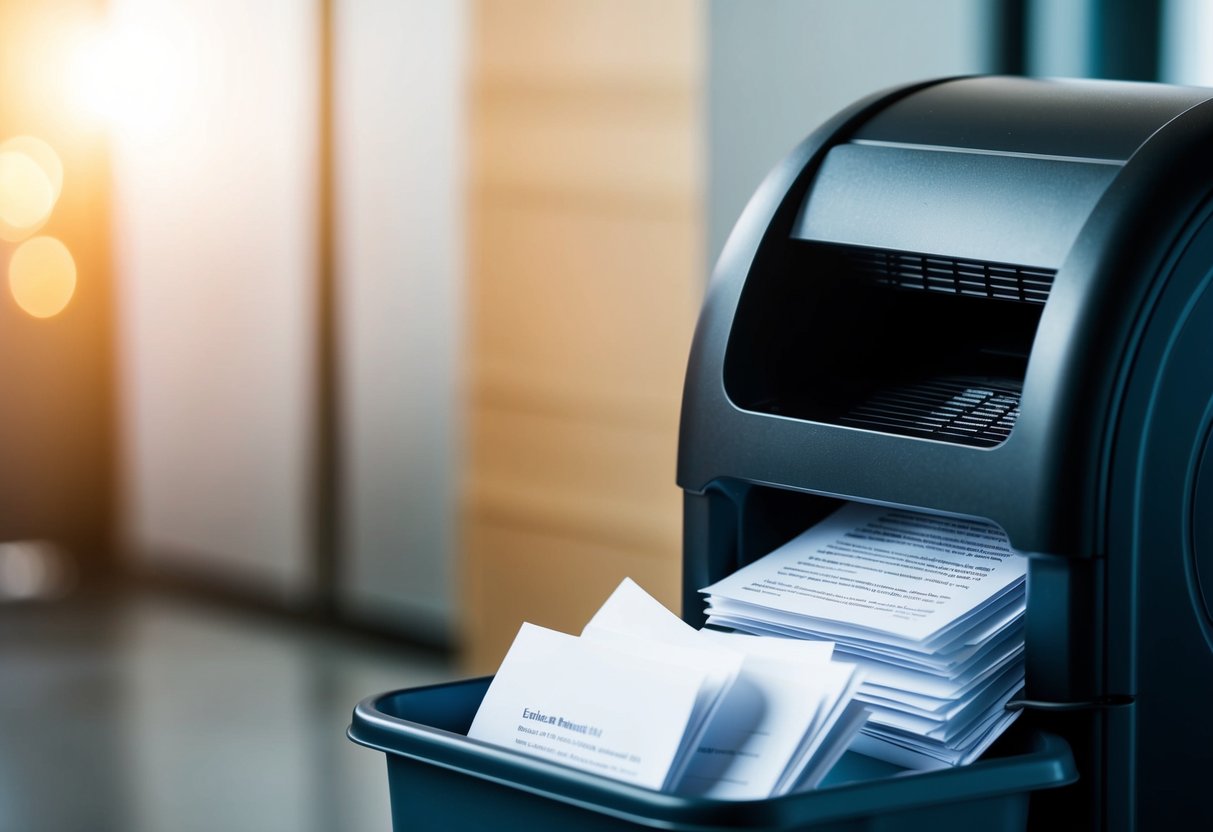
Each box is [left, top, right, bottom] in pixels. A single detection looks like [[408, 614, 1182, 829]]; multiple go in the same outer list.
[[677, 76, 1213, 556]]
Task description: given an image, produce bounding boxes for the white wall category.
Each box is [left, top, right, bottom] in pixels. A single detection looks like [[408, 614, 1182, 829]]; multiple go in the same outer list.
[[115, 1, 466, 633], [706, 0, 997, 267], [1027, 0, 1097, 78], [333, 0, 465, 638], [114, 0, 318, 602], [1162, 0, 1213, 84]]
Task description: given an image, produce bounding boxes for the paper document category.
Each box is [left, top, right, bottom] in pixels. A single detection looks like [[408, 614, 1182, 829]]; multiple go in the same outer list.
[[467, 623, 714, 790], [702, 502, 1026, 643], [584, 579, 863, 799], [702, 502, 1027, 771], [468, 578, 868, 797]]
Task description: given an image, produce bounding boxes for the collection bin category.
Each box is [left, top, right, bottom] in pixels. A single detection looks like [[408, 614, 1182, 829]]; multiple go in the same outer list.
[[351, 76, 1213, 830], [347, 677, 1075, 831]]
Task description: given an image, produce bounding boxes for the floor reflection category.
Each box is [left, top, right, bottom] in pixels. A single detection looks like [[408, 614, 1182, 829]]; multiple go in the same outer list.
[[0, 590, 456, 832]]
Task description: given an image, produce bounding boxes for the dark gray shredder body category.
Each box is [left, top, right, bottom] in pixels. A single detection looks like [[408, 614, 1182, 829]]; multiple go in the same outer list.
[[679, 76, 1213, 829]]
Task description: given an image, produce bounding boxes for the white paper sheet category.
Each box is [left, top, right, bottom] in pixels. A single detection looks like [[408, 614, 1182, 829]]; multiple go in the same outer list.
[[774, 661, 867, 794], [705, 591, 1024, 664], [701, 503, 1029, 771], [582, 579, 861, 799], [702, 503, 1027, 643], [675, 653, 827, 799], [467, 623, 712, 790]]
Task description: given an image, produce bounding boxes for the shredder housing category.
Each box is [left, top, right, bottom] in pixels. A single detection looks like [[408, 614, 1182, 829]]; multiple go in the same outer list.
[[678, 75, 1213, 830]]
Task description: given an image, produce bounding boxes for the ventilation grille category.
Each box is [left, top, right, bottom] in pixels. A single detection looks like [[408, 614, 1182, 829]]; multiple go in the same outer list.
[[838, 245, 1056, 304], [838, 377, 1021, 448]]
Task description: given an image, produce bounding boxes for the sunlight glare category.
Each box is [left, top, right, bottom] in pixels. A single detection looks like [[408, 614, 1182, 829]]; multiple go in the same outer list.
[[69, 15, 193, 142], [8, 236, 78, 319], [2, 136, 64, 202], [0, 148, 56, 242]]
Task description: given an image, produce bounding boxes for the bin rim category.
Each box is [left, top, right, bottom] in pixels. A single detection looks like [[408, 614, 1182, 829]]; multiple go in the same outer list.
[[347, 677, 1078, 830]]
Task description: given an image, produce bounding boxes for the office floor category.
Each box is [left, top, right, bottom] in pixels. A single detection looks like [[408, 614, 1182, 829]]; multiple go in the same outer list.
[[0, 589, 457, 832]]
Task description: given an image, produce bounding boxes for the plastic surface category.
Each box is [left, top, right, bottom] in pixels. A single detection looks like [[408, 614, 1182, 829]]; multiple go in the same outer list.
[[675, 76, 1213, 829], [793, 143, 1118, 268], [348, 678, 1077, 832], [1194, 426, 1213, 629], [1101, 199, 1213, 829], [677, 76, 1213, 558], [850, 77, 1210, 161]]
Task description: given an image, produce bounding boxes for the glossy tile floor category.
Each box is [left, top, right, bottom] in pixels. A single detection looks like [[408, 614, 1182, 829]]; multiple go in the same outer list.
[[0, 590, 457, 832]]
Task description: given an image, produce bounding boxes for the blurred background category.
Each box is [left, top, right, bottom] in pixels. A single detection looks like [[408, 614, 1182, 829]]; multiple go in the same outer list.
[[1, 1, 1209, 830]]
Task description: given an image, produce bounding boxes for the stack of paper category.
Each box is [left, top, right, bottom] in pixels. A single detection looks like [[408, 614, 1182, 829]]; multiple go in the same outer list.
[[702, 502, 1026, 770], [467, 579, 868, 797]]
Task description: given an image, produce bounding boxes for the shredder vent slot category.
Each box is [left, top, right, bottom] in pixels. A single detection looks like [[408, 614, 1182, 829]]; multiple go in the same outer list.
[[838, 245, 1056, 304], [723, 239, 1045, 447], [838, 377, 1021, 448]]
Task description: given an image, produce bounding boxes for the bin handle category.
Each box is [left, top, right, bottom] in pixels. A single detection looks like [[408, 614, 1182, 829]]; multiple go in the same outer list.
[[1006, 694, 1134, 712]]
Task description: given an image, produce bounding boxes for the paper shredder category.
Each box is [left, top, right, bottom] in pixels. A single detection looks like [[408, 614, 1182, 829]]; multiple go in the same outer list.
[[679, 76, 1213, 829], [348, 76, 1211, 830]]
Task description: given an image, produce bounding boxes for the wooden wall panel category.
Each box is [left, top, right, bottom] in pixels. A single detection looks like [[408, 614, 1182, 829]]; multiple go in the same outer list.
[[464, 0, 702, 671], [464, 521, 683, 671], [469, 408, 682, 551], [475, 0, 698, 88], [472, 203, 696, 424], [475, 93, 698, 207]]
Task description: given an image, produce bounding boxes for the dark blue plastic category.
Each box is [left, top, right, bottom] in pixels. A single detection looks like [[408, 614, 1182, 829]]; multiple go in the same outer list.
[[677, 76, 1213, 559], [348, 678, 1076, 832], [674, 76, 1213, 830]]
